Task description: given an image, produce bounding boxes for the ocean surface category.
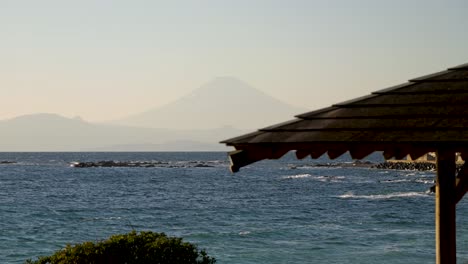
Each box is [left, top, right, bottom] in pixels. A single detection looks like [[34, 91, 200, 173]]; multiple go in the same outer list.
[[1, 152, 468, 264]]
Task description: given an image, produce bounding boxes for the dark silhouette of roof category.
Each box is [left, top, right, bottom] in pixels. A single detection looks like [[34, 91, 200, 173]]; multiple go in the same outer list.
[[221, 63, 468, 172]]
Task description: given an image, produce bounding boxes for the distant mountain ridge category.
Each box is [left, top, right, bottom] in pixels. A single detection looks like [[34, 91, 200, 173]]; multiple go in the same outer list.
[[0, 113, 246, 151], [0, 77, 305, 151], [117, 77, 305, 130]]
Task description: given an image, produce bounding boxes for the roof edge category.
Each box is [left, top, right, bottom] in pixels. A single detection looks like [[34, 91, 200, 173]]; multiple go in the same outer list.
[[448, 63, 468, 70]]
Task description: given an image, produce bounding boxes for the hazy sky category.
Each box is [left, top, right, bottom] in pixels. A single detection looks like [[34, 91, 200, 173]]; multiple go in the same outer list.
[[2, 0, 468, 122]]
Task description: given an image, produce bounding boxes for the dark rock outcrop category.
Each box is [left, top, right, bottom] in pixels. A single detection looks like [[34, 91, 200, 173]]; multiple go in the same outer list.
[[0, 161, 16, 164], [70, 160, 218, 168]]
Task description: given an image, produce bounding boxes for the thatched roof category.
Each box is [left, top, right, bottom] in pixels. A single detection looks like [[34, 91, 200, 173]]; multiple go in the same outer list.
[[221, 63, 468, 172]]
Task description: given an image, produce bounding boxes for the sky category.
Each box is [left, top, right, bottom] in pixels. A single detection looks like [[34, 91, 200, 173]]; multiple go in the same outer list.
[[2, 0, 468, 122]]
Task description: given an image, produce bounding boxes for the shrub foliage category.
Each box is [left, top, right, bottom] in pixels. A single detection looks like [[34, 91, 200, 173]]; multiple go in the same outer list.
[[26, 231, 215, 264]]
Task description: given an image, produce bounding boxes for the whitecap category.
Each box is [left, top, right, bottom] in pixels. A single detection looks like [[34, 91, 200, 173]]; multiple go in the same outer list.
[[415, 179, 435, 184], [339, 191, 355, 199], [314, 175, 345, 182], [281, 174, 344, 182], [338, 192, 427, 200], [239, 231, 251, 236], [425, 189, 435, 194], [380, 179, 411, 183], [282, 174, 313, 179]]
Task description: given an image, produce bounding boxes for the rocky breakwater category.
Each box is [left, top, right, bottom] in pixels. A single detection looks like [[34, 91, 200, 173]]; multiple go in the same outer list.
[[70, 160, 219, 168], [373, 161, 436, 171], [373, 161, 466, 173]]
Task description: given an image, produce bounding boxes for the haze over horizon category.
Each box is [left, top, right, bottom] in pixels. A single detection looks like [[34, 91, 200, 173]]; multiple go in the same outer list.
[[1, 76, 306, 127], [3, 0, 468, 124], [0, 77, 303, 151]]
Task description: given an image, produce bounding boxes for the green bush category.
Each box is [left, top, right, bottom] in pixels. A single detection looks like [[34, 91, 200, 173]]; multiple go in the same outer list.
[[26, 231, 216, 264]]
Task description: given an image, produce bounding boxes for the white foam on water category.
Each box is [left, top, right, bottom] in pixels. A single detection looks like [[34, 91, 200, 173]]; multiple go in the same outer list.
[[338, 191, 427, 200], [238, 231, 251, 236], [282, 174, 313, 179], [380, 179, 412, 183], [282, 174, 345, 182], [382, 178, 435, 184], [316, 175, 345, 182], [415, 179, 434, 184]]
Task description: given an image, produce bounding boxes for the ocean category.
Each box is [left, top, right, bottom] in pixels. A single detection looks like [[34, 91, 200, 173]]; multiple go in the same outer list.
[[1, 152, 468, 263]]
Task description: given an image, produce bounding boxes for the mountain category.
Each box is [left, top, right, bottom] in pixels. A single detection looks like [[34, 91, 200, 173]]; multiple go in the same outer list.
[[0, 113, 245, 151], [117, 77, 306, 130], [0, 78, 305, 151]]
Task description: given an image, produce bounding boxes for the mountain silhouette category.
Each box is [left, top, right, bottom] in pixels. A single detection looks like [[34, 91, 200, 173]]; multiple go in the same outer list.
[[117, 77, 305, 130], [0, 113, 246, 151], [0, 78, 303, 151]]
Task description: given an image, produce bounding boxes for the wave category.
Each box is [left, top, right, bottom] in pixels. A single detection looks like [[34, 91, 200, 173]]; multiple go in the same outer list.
[[379, 179, 412, 183], [238, 231, 251, 236], [282, 174, 345, 182], [338, 191, 428, 200], [282, 174, 313, 179], [380, 178, 435, 184], [414, 179, 435, 184]]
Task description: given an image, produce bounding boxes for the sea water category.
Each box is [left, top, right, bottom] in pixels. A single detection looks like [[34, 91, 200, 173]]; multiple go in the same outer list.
[[1, 152, 468, 264]]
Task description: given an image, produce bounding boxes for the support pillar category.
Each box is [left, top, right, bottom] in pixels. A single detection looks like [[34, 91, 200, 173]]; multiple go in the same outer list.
[[436, 149, 456, 264]]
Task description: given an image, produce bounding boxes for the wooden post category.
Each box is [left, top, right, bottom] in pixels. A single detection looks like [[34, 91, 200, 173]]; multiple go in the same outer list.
[[436, 149, 456, 264]]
